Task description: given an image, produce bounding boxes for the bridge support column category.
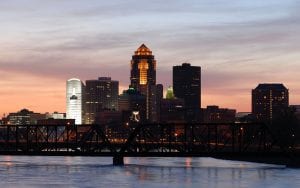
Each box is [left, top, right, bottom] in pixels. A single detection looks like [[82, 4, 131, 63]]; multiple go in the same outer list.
[[113, 155, 124, 166]]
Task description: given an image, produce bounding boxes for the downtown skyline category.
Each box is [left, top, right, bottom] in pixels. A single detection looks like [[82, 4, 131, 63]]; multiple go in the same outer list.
[[1, 0, 300, 115]]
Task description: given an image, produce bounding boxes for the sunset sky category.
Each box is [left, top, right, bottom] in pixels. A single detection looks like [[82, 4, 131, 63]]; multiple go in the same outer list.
[[1, 0, 300, 116]]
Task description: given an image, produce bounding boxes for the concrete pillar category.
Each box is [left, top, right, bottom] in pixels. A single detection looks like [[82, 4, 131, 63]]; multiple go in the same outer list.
[[113, 155, 124, 166]]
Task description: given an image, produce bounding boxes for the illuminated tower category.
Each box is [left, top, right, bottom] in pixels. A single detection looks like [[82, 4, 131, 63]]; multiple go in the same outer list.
[[66, 78, 84, 124], [130, 44, 156, 121]]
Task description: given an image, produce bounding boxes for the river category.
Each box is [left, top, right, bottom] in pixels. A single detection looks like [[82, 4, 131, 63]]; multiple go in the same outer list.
[[0, 156, 299, 187]]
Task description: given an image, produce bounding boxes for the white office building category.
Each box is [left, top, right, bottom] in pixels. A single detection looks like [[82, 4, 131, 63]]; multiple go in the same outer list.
[[66, 78, 84, 124]]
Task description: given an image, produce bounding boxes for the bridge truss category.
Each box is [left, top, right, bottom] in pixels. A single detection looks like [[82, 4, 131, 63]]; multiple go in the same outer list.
[[0, 122, 298, 166]]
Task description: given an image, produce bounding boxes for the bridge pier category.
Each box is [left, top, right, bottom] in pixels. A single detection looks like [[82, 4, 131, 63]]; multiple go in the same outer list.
[[113, 155, 124, 166], [287, 158, 300, 168]]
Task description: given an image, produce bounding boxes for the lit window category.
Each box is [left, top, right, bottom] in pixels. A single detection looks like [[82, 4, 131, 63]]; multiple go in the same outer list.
[[138, 59, 149, 85]]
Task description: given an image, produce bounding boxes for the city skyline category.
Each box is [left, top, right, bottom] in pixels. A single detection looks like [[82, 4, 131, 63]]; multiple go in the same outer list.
[[1, 0, 300, 115]]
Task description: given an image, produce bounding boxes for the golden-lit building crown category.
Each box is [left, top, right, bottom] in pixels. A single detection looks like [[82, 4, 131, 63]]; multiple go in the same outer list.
[[135, 44, 152, 55]]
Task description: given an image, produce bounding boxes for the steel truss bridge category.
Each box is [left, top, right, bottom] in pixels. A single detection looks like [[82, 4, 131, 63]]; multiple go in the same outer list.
[[0, 122, 299, 166]]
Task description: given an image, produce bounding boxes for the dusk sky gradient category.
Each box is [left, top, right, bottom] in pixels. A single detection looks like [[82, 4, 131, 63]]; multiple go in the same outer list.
[[1, 0, 300, 115]]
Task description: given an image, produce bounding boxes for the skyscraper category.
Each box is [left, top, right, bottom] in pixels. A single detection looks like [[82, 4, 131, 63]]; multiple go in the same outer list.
[[66, 78, 84, 124], [130, 44, 156, 121], [150, 84, 163, 122], [84, 77, 119, 124], [173, 63, 201, 121], [252, 83, 289, 123]]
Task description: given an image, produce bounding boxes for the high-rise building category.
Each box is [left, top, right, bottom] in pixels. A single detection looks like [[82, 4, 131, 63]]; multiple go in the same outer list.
[[252, 83, 289, 123], [173, 63, 201, 121], [84, 77, 119, 124], [66, 78, 84, 124], [152, 84, 163, 122], [130, 44, 156, 121]]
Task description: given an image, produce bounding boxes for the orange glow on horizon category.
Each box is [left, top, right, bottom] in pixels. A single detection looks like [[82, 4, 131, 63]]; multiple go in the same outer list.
[[0, 72, 65, 116], [0, 73, 299, 116], [0, 83, 252, 117]]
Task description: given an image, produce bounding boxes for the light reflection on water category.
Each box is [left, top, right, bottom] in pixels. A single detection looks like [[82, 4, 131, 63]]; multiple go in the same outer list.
[[0, 156, 299, 188]]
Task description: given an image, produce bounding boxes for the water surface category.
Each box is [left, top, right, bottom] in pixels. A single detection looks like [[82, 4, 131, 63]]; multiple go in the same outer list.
[[0, 156, 299, 188]]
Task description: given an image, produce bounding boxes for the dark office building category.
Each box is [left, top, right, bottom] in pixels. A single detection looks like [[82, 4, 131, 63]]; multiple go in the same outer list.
[[290, 105, 300, 120], [94, 110, 122, 126], [84, 77, 119, 124], [130, 44, 157, 121], [201, 105, 236, 123], [173, 63, 201, 121], [160, 98, 185, 123], [119, 88, 146, 123], [252, 83, 289, 123], [151, 84, 163, 122]]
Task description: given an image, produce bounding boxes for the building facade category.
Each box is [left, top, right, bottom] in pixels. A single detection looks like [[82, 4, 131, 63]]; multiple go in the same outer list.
[[173, 63, 201, 121], [160, 98, 185, 123], [130, 44, 157, 121], [152, 84, 163, 122], [66, 78, 84, 125], [201, 105, 236, 123], [290, 105, 300, 120], [252, 83, 289, 123], [46, 112, 66, 119], [7, 109, 46, 125], [84, 77, 119, 124], [37, 119, 75, 126], [118, 88, 146, 123], [166, 86, 175, 99]]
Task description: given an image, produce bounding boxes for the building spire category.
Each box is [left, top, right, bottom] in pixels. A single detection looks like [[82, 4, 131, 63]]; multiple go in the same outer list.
[[135, 44, 152, 55]]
